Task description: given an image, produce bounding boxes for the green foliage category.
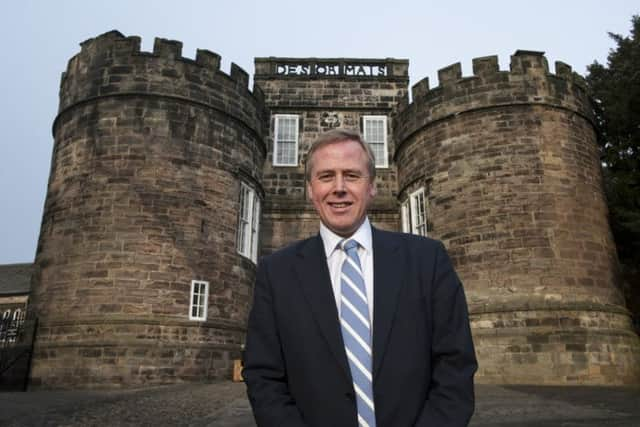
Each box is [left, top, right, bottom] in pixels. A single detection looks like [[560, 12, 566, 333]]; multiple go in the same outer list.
[[586, 15, 640, 267]]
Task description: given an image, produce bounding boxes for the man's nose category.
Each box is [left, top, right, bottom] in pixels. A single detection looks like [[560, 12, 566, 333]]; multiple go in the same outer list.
[[333, 174, 347, 192]]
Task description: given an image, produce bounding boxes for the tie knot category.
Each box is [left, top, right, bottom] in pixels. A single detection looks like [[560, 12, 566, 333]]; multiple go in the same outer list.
[[342, 239, 359, 253]]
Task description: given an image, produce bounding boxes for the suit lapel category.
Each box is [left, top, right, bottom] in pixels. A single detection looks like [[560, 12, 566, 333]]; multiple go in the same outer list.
[[294, 235, 351, 381], [372, 228, 404, 380]]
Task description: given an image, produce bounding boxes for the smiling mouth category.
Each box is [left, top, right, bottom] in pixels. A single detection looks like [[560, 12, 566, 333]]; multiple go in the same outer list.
[[328, 202, 352, 208]]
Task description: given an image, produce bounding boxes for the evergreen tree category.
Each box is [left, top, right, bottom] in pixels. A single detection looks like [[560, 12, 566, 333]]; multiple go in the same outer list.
[[586, 15, 640, 327]]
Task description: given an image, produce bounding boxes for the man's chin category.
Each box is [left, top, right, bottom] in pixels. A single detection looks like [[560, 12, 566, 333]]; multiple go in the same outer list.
[[324, 219, 363, 237]]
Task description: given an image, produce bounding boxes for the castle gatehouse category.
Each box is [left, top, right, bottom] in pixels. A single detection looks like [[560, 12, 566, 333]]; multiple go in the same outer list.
[[28, 31, 640, 388]]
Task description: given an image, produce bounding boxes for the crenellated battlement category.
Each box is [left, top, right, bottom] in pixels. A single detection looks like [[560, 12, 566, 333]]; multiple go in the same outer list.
[[69, 31, 251, 87], [33, 31, 640, 389], [37, 29, 270, 390], [58, 31, 266, 138], [391, 49, 640, 386], [394, 50, 594, 147], [409, 50, 586, 102]]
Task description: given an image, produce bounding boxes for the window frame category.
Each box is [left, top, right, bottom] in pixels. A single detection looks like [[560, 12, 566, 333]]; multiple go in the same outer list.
[[273, 114, 299, 167], [362, 115, 389, 168], [401, 199, 411, 233], [250, 194, 261, 262], [237, 182, 261, 263], [189, 280, 209, 321], [409, 188, 428, 237], [401, 188, 429, 237]]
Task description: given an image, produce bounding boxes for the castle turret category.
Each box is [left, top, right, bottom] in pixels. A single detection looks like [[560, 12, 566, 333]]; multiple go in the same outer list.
[[31, 34, 639, 388], [394, 51, 640, 384], [29, 31, 267, 388]]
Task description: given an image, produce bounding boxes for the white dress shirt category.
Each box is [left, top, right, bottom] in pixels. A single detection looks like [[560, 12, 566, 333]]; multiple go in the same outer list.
[[319, 217, 374, 328]]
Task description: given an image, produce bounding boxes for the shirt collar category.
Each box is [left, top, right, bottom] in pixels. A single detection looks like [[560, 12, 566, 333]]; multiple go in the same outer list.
[[319, 217, 372, 258]]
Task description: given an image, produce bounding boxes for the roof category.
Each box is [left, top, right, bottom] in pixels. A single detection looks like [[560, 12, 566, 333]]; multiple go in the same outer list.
[[0, 263, 33, 295]]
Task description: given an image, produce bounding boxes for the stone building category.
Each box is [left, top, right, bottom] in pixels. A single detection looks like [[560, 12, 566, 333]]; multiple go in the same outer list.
[[0, 263, 32, 340], [0, 263, 33, 390], [29, 31, 266, 388], [0, 264, 32, 316], [254, 57, 409, 252], [28, 31, 639, 389]]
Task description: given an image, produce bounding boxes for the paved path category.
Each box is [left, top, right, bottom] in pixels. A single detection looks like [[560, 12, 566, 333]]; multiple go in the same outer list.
[[1, 382, 639, 426]]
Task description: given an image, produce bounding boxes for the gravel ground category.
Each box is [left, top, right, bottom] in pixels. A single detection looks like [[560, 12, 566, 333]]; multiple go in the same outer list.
[[1, 382, 639, 426], [0, 382, 252, 427]]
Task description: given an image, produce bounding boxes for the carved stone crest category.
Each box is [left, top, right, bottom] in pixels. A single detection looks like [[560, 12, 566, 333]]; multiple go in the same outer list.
[[320, 112, 341, 128]]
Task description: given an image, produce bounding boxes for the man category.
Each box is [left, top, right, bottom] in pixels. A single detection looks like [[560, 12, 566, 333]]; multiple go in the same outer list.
[[243, 129, 477, 427]]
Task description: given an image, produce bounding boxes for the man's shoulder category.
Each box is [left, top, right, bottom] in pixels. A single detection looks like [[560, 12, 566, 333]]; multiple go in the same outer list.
[[258, 235, 320, 265], [373, 227, 444, 251]]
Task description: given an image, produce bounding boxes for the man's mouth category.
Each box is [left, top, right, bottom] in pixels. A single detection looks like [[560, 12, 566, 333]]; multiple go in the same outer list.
[[328, 202, 352, 209]]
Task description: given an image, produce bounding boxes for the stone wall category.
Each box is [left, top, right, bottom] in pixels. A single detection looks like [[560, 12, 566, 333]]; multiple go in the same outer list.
[[29, 31, 267, 388], [395, 51, 640, 384], [30, 32, 639, 388], [254, 58, 409, 253]]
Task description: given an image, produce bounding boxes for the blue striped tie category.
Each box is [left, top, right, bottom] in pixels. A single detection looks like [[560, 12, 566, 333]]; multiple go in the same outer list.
[[340, 239, 376, 427]]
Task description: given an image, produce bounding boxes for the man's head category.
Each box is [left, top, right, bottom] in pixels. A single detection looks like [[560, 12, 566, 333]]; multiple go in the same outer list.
[[305, 129, 377, 237]]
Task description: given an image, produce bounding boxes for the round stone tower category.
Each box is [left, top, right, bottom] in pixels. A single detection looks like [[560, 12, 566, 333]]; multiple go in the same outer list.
[[29, 31, 267, 388], [395, 51, 640, 384]]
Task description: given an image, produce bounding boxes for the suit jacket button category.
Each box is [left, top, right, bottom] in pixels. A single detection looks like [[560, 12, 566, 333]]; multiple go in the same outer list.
[[345, 391, 355, 401]]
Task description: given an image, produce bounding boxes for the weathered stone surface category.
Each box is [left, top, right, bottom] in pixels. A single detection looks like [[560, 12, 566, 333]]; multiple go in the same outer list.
[[394, 50, 640, 384], [254, 57, 409, 249], [30, 31, 266, 388], [29, 32, 639, 388]]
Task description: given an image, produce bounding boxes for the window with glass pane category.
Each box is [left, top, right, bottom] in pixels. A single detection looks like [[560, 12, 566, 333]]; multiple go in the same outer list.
[[190, 280, 208, 321], [237, 182, 261, 263], [410, 188, 428, 236], [251, 197, 261, 261], [401, 199, 411, 233], [363, 116, 388, 167], [274, 115, 299, 166], [237, 184, 251, 255]]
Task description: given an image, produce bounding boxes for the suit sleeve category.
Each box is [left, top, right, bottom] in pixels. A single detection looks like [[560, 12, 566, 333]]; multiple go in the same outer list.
[[415, 241, 478, 427], [242, 258, 307, 427]]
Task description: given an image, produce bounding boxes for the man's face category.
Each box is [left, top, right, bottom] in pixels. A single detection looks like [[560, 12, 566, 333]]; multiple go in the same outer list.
[[307, 139, 377, 237]]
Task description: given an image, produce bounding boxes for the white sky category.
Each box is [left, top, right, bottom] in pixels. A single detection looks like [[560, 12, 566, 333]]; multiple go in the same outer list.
[[0, 0, 637, 263]]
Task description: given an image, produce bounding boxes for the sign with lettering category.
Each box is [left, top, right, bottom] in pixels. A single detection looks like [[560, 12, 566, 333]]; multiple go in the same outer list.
[[275, 63, 387, 77]]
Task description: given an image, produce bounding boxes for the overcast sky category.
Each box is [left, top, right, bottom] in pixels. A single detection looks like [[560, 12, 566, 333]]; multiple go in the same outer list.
[[0, 1, 637, 264]]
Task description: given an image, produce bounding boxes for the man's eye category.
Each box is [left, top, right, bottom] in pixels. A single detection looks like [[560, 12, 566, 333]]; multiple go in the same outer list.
[[345, 174, 361, 182], [318, 174, 333, 182]]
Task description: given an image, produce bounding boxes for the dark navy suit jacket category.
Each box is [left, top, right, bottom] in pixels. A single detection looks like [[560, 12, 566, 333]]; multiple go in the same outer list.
[[243, 228, 477, 427]]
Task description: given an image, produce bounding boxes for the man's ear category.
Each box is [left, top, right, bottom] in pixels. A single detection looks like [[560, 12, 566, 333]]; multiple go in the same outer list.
[[306, 181, 313, 200], [369, 181, 377, 198]]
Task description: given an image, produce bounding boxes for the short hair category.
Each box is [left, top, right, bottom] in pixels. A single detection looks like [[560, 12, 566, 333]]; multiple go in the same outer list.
[[305, 128, 376, 182]]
